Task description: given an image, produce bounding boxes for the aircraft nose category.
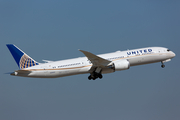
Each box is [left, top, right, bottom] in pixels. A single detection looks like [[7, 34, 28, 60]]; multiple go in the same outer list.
[[173, 52, 176, 57], [171, 52, 176, 58]]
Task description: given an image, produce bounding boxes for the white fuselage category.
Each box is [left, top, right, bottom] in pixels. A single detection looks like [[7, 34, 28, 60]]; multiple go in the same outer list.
[[13, 47, 175, 78]]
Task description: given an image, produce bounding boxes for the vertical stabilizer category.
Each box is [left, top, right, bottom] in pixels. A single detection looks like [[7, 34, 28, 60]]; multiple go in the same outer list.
[[6, 44, 39, 69]]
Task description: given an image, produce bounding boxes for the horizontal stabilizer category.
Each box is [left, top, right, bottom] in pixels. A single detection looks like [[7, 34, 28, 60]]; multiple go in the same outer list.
[[10, 70, 32, 76], [42, 60, 54, 63], [4, 72, 14, 74]]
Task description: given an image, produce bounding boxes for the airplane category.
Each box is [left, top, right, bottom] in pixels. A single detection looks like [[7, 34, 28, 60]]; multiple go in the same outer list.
[[6, 44, 175, 80]]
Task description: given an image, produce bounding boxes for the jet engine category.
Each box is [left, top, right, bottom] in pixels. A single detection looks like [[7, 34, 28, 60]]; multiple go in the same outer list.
[[109, 59, 130, 71]]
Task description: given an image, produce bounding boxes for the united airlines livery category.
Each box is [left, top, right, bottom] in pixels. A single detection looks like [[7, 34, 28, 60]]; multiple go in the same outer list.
[[6, 44, 175, 80]]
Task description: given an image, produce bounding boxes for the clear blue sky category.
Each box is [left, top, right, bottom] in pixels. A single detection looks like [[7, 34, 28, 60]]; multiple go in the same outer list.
[[1, 0, 180, 120]]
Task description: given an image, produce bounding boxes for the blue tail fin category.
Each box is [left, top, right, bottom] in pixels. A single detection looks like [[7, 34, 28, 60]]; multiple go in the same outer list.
[[6, 44, 39, 69]]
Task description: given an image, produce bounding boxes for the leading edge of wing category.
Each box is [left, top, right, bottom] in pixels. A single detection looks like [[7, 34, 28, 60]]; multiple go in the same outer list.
[[79, 50, 111, 67]]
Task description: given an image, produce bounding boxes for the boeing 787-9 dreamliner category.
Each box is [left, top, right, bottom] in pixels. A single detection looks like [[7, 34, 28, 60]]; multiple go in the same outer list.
[[6, 44, 175, 80]]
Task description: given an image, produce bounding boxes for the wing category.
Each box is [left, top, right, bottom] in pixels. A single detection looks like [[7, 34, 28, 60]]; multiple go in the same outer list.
[[79, 50, 111, 67]]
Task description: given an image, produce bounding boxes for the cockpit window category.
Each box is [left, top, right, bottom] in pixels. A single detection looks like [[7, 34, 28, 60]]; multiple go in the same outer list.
[[167, 49, 170, 52]]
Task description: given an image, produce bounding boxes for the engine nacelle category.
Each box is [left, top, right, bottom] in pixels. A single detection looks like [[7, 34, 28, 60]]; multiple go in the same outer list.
[[110, 59, 130, 71]]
